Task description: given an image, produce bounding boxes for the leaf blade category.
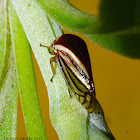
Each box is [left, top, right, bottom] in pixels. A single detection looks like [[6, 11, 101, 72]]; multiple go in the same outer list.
[[98, 0, 138, 33], [86, 33, 140, 59], [0, 0, 19, 138], [35, 0, 98, 34], [0, 0, 7, 81], [9, 1, 47, 139]]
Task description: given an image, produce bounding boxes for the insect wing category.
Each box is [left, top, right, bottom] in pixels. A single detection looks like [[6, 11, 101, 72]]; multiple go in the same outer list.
[[51, 34, 95, 112], [58, 56, 94, 112], [53, 34, 93, 80]]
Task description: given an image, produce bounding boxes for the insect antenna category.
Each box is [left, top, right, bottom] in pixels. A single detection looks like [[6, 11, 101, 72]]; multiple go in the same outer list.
[[40, 43, 56, 55]]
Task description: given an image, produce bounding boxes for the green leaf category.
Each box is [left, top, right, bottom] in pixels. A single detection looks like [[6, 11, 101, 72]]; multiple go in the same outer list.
[[86, 0, 140, 59], [0, 55, 18, 139], [0, 1, 19, 138], [35, 0, 98, 34], [88, 100, 115, 140], [0, 0, 7, 81], [86, 33, 140, 59], [35, 0, 140, 34], [11, 0, 114, 139], [99, 0, 140, 33], [8, 1, 47, 139], [0, 62, 18, 139]]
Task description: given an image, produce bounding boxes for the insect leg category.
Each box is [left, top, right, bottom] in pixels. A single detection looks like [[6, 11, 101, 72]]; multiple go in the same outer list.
[[40, 43, 56, 55], [50, 56, 57, 82], [56, 58, 73, 97]]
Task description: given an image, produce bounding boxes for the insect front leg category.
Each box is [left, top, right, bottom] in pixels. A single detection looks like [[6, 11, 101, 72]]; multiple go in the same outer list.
[[50, 56, 57, 82], [40, 43, 56, 55]]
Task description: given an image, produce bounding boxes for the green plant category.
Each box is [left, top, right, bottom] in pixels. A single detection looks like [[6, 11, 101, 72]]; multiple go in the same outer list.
[[0, 0, 139, 139]]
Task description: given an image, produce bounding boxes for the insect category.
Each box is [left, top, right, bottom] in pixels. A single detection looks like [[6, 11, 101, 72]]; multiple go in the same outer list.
[[41, 34, 95, 113]]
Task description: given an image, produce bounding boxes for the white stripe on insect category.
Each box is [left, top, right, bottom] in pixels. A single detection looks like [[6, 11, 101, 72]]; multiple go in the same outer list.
[[54, 45, 89, 78]]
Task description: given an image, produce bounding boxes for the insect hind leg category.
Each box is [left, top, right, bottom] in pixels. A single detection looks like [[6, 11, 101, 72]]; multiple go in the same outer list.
[[50, 56, 57, 82]]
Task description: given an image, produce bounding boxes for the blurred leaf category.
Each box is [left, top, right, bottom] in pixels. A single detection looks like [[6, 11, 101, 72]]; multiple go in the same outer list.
[[8, 1, 47, 139], [0, 0, 7, 81], [35, 0, 140, 34], [0, 1, 19, 138], [98, 0, 140, 33], [35, 0, 98, 34], [87, 33, 140, 59], [86, 0, 140, 59]]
